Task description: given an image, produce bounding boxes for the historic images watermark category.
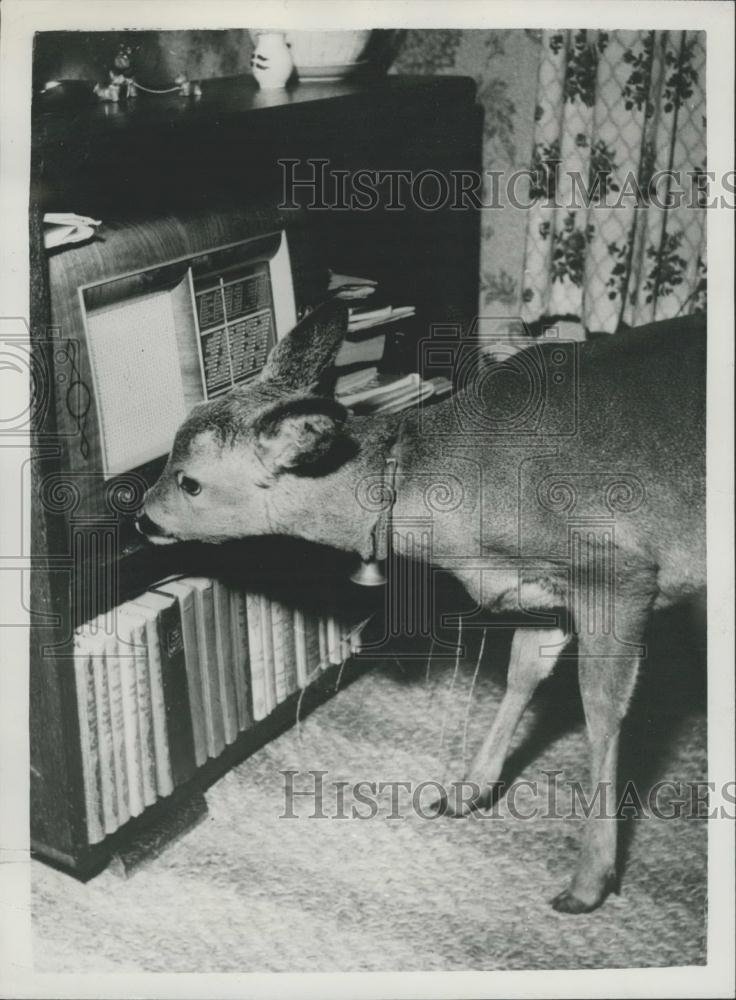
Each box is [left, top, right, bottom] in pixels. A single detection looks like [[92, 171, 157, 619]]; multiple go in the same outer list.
[[279, 158, 736, 212], [280, 770, 736, 822]]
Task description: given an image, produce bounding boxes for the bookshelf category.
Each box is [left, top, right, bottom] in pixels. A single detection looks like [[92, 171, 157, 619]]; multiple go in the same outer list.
[[29, 74, 482, 876]]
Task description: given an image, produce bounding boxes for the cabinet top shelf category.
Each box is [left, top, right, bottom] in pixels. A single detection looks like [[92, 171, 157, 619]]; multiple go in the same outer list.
[[31, 72, 480, 215], [33, 73, 477, 145]]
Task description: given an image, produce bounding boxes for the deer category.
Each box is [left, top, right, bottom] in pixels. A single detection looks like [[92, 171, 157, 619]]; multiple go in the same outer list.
[[138, 301, 706, 913]]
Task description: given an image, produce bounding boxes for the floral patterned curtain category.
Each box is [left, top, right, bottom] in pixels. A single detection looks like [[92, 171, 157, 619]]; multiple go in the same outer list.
[[521, 30, 707, 333]]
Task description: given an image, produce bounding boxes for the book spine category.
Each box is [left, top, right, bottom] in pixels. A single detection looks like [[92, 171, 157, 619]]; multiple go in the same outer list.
[[326, 616, 344, 666], [129, 617, 158, 807], [304, 614, 323, 682], [229, 588, 252, 731], [245, 592, 267, 721], [178, 589, 207, 767], [196, 583, 225, 758], [340, 618, 352, 664], [318, 617, 328, 670], [270, 601, 289, 704], [293, 607, 309, 689], [259, 596, 277, 713], [105, 635, 131, 827], [92, 635, 118, 834], [213, 580, 238, 744], [73, 640, 105, 844], [144, 616, 174, 797], [282, 603, 298, 696], [157, 602, 197, 786], [118, 627, 144, 818]]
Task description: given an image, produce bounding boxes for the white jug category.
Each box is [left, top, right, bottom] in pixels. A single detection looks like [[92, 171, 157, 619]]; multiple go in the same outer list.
[[251, 32, 294, 90]]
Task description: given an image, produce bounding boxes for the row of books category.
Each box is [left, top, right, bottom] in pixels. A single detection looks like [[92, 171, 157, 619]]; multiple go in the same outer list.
[[72, 577, 360, 845]]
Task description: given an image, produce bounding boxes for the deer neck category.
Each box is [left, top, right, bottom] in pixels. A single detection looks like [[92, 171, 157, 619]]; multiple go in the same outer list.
[[263, 409, 412, 559]]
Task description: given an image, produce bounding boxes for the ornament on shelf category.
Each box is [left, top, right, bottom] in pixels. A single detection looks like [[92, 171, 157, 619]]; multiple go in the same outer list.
[[174, 75, 203, 98], [250, 31, 294, 90], [93, 43, 202, 103], [93, 70, 136, 103], [93, 44, 136, 102]]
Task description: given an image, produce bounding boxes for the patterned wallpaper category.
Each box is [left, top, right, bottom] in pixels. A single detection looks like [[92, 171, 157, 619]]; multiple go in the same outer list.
[[33, 31, 256, 89], [392, 30, 543, 329]]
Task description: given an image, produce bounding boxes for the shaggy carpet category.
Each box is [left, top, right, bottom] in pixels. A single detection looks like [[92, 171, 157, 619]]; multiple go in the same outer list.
[[32, 607, 706, 973]]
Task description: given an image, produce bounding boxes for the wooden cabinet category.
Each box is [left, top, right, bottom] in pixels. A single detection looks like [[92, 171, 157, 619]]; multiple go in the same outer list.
[[29, 74, 482, 876]]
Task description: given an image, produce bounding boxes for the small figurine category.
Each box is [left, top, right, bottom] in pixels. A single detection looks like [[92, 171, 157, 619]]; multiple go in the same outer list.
[[175, 74, 202, 98], [94, 44, 137, 102], [94, 70, 136, 103]]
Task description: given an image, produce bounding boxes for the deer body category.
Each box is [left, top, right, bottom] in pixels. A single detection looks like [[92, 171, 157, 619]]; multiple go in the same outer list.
[[140, 303, 705, 912]]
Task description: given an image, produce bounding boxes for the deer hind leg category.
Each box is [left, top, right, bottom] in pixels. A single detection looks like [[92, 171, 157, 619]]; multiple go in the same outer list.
[[443, 626, 569, 815], [551, 592, 652, 914]]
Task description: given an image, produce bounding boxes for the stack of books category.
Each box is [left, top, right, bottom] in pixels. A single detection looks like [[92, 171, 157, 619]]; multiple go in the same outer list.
[[72, 580, 360, 844], [329, 271, 452, 414]]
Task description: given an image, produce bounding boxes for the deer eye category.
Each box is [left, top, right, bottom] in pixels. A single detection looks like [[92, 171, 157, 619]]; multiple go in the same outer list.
[[176, 472, 201, 496]]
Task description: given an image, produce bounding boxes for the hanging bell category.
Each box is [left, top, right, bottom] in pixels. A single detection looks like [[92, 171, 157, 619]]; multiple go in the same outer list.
[[349, 558, 387, 586]]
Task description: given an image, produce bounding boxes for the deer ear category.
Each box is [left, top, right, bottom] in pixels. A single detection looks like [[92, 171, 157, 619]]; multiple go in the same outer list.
[[260, 300, 348, 391], [253, 397, 351, 477]]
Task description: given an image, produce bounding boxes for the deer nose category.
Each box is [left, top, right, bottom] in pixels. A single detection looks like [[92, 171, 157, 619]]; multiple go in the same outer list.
[[135, 510, 162, 537]]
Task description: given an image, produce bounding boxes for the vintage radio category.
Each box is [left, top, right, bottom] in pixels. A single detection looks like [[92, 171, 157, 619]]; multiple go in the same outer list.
[[48, 209, 296, 516]]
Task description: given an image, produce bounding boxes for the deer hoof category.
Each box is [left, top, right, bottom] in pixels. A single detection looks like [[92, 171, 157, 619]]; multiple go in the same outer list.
[[429, 782, 492, 818], [440, 795, 473, 818], [550, 888, 602, 914], [425, 790, 467, 817], [551, 873, 616, 914]]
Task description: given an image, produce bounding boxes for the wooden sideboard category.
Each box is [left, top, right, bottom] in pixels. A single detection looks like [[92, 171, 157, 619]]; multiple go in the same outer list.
[[29, 73, 483, 876]]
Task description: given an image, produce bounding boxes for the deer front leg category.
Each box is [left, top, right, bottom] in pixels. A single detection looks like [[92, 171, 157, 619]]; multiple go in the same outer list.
[[443, 626, 568, 815]]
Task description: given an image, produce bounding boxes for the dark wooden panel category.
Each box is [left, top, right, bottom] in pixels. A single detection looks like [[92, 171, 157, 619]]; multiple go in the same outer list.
[[29, 205, 89, 855], [33, 75, 477, 214]]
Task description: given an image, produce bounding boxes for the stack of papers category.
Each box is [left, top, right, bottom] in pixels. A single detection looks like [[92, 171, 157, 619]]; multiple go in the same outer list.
[[336, 370, 452, 414], [348, 304, 416, 333], [328, 271, 378, 301], [327, 270, 452, 414]]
